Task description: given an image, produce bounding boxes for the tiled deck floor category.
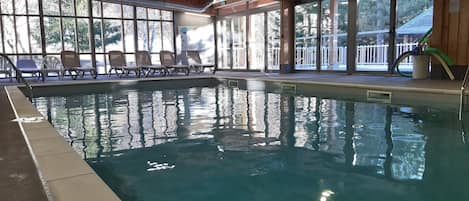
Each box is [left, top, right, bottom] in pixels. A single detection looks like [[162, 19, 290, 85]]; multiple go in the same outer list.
[[0, 71, 463, 92], [0, 71, 463, 200]]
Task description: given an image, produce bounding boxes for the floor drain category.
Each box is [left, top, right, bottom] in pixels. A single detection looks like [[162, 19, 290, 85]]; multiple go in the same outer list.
[[367, 90, 392, 103]]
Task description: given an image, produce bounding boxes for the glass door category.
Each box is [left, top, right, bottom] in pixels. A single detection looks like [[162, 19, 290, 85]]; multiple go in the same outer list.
[[217, 19, 232, 69], [267, 10, 281, 71], [396, 0, 433, 72], [232, 16, 247, 69], [248, 13, 265, 70], [295, 2, 319, 71], [321, 0, 348, 71], [356, 0, 390, 71]]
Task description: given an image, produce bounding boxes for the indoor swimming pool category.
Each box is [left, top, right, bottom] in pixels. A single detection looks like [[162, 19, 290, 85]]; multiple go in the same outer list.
[[31, 79, 469, 201]]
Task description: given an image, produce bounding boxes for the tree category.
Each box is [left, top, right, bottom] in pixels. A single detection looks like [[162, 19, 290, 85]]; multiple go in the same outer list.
[[32, 0, 122, 53]]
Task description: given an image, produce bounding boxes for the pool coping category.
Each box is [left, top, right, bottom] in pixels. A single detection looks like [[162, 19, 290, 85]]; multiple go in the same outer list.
[[16, 74, 463, 95], [5, 86, 121, 201], [216, 75, 462, 95], [3, 75, 464, 201]]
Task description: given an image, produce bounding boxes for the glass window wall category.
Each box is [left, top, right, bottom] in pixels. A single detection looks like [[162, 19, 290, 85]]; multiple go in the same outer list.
[[0, 0, 174, 76]]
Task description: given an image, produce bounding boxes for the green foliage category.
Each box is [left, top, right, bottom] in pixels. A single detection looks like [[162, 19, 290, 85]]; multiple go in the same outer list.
[[94, 21, 122, 50]]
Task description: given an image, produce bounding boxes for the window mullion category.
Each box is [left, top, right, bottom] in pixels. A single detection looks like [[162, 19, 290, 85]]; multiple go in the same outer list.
[[121, 4, 125, 53], [59, 0, 64, 51], [13, 0, 19, 58], [146, 9, 150, 52], [89, 0, 96, 68], [38, 0, 46, 57], [74, 0, 79, 52]]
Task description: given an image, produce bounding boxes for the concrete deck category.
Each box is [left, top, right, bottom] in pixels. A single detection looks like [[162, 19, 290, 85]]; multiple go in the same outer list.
[[0, 87, 48, 201], [1, 71, 462, 93]]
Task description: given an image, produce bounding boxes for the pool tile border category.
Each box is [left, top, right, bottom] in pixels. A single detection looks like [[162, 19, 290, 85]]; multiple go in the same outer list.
[[5, 86, 121, 201]]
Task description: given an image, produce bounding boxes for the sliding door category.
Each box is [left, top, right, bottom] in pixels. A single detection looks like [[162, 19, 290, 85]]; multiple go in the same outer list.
[[356, 0, 390, 71], [232, 16, 247, 69], [217, 19, 232, 69], [295, 2, 319, 71], [248, 13, 265, 70]]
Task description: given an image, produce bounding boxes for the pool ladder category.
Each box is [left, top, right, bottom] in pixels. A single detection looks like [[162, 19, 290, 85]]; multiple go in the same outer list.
[[0, 53, 33, 101], [459, 66, 469, 120]]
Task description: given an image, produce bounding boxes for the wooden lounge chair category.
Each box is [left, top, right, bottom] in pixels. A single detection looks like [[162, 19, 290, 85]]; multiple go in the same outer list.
[[16, 59, 44, 81], [0, 55, 13, 82], [108, 51, 140, 77], [60, 51, 97, 80], [136, 51, 166, 77], [187, 50, 216, 74], [42, 56, 63, 80], [160, 50, 190, 76]]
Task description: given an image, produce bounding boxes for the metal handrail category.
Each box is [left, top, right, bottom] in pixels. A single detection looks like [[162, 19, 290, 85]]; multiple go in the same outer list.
[[0, 53, 34, 101], [459, 66, 469, 120]]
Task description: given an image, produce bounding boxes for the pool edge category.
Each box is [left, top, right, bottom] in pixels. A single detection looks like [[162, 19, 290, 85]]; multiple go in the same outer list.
[[4, 86, 121, 201]]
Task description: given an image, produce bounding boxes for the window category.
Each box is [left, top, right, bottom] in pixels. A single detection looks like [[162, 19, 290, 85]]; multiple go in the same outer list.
[[124, 20, 135, 52], [162, 22, 173, 51], [217, 19, 232, 69], [44, 17, 62, 53], [3, 16, 16, 53], [76, 0, 89, 17], [137, 20, 148, 51], [61, 0, 75, 16], [93, 1, 174, 72], [16, 16, 30, 53], [295, 2, 319, 70], [321, 0, 348, 71], [356, 0, 390, 71], [267, 10, 280, 70], [248, 13, 265, 70], [396, 0, 433, 72], [103, 19, 123, 51], [0, 0, 174, 76]]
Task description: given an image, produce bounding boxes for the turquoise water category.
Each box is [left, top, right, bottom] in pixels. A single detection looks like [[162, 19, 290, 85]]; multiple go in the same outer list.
[[33, 82, 469, 201]]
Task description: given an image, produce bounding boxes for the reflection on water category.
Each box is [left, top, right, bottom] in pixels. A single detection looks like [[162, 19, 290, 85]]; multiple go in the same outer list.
[[32, 85, 469, 201]]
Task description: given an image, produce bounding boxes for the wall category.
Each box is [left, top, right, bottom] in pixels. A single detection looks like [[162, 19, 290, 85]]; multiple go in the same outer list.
[[432, 0, 469, 79], [173, 12, 215, 64]]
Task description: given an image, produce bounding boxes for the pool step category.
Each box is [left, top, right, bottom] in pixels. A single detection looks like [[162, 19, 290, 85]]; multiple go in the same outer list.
[[367, 90, 392, 103]]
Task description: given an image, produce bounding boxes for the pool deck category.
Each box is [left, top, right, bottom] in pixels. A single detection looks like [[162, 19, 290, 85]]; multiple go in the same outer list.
[[0, 87, 48, 201], [1, 71, 463, 93], [0, 71, 463, 201]]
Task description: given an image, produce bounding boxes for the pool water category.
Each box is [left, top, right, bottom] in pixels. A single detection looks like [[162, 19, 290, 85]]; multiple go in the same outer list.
[[32, 82, 469, 201]]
